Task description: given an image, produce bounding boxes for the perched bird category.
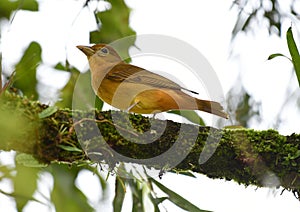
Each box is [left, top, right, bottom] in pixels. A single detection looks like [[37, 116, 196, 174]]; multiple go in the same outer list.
[[77, 44, 228, 118]]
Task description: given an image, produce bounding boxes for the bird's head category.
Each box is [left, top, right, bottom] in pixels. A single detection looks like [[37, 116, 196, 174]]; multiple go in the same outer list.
[[77, 44, 122, 63]]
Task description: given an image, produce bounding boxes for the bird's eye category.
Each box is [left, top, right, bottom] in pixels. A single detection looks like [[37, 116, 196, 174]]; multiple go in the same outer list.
[[99, 47, 109, 56]]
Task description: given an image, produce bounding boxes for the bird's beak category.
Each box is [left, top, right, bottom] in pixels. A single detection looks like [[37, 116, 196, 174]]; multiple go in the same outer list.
[[76, 45, 95, 57]]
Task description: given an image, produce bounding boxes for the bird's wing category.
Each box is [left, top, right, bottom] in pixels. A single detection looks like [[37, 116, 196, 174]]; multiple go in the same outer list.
[[107, 63, 198, 94]]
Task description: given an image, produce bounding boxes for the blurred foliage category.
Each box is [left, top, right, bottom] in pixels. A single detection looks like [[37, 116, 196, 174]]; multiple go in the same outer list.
[[13, 163, 39, 211], [50, 165, 94, 212], [0, 92, 40, 155], [127, 177, 144, 212], [0, 0, 38, 20], [16, 153, 48, 167], [227, 84, 261, 127], [48, 164, 108, 212], [90, 0, 136, 60], [113, 176, 126, 212], [12, 42, 41, 100], [231, 0, 300, 38], [234, 92, 260, 127], [54, 61, 103, 110], [0, 165, 43, 210], [0, 162, 108, 211], [0, 100, 30, 143], [54, 61, 81, 108]]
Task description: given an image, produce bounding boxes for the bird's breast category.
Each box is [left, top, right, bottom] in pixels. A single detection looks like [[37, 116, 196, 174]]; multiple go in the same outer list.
[[94, 77, 154, 110]]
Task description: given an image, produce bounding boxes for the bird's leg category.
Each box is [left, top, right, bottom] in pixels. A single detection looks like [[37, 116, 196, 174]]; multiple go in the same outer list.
[[126, 100, 140, 112], [152, 112, 157, 119]]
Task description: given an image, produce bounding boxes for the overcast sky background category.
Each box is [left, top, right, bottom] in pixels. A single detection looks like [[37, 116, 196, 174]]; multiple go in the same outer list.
[[1, 0, 300, 211]]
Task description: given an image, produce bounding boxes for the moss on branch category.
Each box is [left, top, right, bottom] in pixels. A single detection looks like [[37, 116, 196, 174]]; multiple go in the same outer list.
[[1, 92, 300, 198]]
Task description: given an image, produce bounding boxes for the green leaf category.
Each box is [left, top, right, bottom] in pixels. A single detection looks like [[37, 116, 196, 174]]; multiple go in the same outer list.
[[16, 153, 47, 168], [57, 145, 82, 153], [290, 150, 300, 160], [168, 110, 205, 126], [169, 170, 197, 178], [16, 0, 38, 11], [50, 164, 93, 212], [90, 0, 136, 60], [127, 177, 144, 212], [55, 65, 103, 110], [0, 189, 44, 206], [0, 0, 38, 19], [267, 53, 290, 61], [13, 42, 42, 99], [54, 62, 67, 71], [148, 193, 168, 212], [13, 163, 40, 211], [235, 91, 259, 127], [0, 164, 14, 179], [113, 177, 126, 212], [38, 106, 58, 119], [0, 103, 31, 143], [287, 26, 300, 87], [80, 167, 108, 200], [149, 177, 211, 212], [55, 66, 80, 108]]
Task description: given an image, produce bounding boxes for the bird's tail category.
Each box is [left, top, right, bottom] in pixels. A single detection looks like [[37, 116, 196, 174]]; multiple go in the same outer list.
[[196, 99, 228, 119]]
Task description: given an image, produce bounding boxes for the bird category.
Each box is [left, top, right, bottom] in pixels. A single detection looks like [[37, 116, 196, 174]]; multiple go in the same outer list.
[[77, 44, 228, 118]]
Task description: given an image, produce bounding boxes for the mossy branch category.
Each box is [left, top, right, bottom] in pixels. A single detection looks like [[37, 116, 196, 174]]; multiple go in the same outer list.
[[1, 92, 300, 198]]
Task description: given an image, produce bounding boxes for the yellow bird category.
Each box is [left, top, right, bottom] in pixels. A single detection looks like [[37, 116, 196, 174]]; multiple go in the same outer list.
[[77, 44, 228, 118]]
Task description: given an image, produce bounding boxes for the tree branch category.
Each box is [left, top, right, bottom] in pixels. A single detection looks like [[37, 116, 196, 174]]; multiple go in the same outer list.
[[1, 92, 300, 198]]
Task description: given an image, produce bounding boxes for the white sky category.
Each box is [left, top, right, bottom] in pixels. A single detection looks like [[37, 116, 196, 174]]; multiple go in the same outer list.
[[1, 0, 300, 211]]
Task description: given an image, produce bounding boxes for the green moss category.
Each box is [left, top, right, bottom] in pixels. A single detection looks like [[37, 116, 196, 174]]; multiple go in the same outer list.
[[1, 92, 300, 196]]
